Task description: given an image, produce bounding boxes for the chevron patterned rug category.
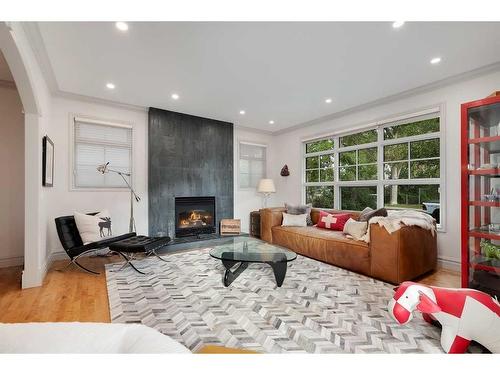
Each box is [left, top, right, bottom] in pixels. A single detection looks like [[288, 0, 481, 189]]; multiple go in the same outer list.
[[105, 248, 472, 353]]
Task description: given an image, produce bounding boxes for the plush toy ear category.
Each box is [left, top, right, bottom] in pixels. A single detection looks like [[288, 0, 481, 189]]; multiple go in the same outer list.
[[416, 291, 441, 314]]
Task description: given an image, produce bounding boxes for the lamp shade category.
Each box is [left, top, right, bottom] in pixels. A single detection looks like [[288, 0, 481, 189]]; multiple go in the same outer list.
[[257, 178, 276, 193]]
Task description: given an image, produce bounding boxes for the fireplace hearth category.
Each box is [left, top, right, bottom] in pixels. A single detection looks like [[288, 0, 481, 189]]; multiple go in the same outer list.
[[175, 196, 216, 237]]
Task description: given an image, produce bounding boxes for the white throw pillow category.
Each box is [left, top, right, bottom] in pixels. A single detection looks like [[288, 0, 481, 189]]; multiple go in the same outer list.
[[343, 218, 368, 241], [74, 210, 113, 244], [281, 213, 307, 227]]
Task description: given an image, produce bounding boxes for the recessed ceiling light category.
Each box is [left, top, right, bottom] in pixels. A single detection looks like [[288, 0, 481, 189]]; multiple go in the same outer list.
[[325, 98, 332, 104], [106, 82, 115, 89], [115, 22, 129, 31], [430, 57, 442, 65], [171, 93, 179, 100], [269, 120, 275, 125], [392, 21, 405, 28], [239, 110, 246, 115]]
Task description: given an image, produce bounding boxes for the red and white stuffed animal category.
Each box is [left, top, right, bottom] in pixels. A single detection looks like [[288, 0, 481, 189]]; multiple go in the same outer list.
[[388, 281, 500, 353]]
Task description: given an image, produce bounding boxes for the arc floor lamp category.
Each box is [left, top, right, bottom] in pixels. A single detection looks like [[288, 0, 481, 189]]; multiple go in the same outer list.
[[97, 162, 141, 232]]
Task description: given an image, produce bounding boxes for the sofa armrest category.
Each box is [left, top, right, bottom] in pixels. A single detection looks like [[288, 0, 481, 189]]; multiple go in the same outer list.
[[260, 207, 286, 243], [369, 224, 437, 284]]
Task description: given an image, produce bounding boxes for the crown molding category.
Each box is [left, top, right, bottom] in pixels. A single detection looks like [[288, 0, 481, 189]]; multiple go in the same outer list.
[[234, 124, 274, 135], [0, 79, 16, 89], [54, 90, 147, 113], [272, 61, 500, 135]]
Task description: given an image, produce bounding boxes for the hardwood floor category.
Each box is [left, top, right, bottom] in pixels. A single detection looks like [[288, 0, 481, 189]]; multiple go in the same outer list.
[[0, 255, 460, 323]]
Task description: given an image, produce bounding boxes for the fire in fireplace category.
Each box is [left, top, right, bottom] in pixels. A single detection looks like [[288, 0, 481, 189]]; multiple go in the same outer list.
[[174, 196, 216, 237]]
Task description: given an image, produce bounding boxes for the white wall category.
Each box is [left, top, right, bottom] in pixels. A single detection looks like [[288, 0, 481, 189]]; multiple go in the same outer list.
[[234, 128, 275, 233], [269, 69, 500, 271], [45, 97, 148, 258], [0, 84, 24, 267]]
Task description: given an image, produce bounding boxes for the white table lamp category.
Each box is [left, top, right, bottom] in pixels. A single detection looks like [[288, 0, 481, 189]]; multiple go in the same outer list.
[[257, 178, 276, 208]]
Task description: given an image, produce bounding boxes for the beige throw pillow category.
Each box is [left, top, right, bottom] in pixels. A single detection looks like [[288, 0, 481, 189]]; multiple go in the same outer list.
[[343, 218, 368, 241], [281, 213, 308, 227], [74, 210, 113, 244]]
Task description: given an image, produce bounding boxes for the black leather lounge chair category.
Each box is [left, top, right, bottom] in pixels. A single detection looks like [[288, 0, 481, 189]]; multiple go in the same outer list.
[[55, 213, 136, 274]]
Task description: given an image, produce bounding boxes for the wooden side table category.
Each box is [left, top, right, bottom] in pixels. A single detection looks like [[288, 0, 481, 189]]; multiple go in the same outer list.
[[250, 210, 261, 238]]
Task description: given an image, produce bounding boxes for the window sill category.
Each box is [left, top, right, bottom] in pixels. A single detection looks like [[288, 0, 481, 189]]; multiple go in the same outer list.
[[69, 187, 131, 193]]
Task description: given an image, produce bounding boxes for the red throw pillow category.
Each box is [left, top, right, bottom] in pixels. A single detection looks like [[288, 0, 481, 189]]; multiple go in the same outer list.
[[316, 211, 351, 231]]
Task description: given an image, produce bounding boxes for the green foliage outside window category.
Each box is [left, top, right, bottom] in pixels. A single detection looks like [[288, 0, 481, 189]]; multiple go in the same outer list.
[[306, 156, 319, 169], [384, 143, 408, 161], [339, 151, 356, 166], [306, 186, 334, 208], [341, 186, 377, 211], [384, 162, 408, 179], [320, 154, 334, 168], [340, 129, 377, 147], [358, 148, 377, 164], [359, 164, 377, 180], [306, 139, 334, 153], [384, 118, 439, 140], [410, 139, 440, 159], [410, 160, 440, 178], [339, 166, 356, 181], [384, 184, 439, 209]]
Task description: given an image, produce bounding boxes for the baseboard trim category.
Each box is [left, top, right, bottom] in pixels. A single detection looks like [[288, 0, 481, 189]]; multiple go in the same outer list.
[[0, 256, 24, 268], [437, 256, 461, 272]]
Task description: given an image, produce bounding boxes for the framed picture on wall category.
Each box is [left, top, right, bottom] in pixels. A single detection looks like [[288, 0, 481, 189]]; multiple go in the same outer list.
[[42, 135, 54, 187]]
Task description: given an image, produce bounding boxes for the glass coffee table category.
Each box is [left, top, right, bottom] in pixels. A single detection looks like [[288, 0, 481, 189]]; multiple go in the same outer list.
[[209, 236, 297, 287]]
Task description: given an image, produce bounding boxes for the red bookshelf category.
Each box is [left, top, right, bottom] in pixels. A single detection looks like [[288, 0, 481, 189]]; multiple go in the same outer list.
[[461, 94, 500, 298]]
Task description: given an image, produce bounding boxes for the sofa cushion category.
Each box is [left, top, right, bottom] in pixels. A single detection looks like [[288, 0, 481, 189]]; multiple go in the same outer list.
[[343, 218, 368, 241], [285, 203, 313, 225], [311, 208, 360, 224], [282, 212, 307, 227], [271, 225, 370, 275], [358, 207, 388, 222], [316, 211, 351, 231]]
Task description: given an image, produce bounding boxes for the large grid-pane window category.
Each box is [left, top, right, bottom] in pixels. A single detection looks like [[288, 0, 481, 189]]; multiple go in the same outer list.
[[303, 111, 443, 226], [73, 118, 132, 189], [239, 142, 267, 189]]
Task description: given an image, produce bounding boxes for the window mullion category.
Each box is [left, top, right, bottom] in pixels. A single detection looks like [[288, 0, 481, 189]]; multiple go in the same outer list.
[[334, 136, 339, 209]]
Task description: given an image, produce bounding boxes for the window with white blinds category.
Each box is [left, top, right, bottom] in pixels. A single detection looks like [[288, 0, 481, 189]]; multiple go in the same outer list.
[[73, 118, 133, 188], [239, 142, 267, 189]]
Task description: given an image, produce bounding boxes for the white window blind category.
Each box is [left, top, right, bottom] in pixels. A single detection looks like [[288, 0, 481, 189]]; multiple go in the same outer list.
[[239, 142, 266, 189], [73, 118, 132, 188]]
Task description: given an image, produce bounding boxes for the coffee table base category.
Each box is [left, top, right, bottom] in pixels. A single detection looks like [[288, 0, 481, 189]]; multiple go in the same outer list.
[[221, 259, 287, 287]]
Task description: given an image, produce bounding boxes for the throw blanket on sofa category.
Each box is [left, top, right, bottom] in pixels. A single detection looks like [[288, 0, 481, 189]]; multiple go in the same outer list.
[[350, 210, 436, 243]]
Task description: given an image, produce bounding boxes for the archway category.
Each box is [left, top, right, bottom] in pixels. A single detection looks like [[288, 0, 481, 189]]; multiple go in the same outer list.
[[0, 22, 44, 288]]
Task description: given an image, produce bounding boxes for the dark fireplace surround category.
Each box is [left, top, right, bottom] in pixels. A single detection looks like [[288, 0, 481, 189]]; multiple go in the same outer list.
[[148, 108, 234, 240], [175, 196, 216, 237]]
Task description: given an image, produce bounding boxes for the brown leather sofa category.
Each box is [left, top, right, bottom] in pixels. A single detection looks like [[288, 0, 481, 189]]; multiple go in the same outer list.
[[260, 207, 437, 284]]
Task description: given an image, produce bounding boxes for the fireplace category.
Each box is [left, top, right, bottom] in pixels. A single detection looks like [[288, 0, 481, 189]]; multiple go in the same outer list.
[[174, 196, 216, 237]]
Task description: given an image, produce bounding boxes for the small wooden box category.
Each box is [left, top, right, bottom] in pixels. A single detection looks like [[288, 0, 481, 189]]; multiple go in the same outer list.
[[220, 219, 241, 236]]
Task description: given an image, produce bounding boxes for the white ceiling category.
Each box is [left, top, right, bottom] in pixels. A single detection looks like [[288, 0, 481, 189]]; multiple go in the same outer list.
[[33, 22, 500, 132], [0, 51, 14, 82]]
